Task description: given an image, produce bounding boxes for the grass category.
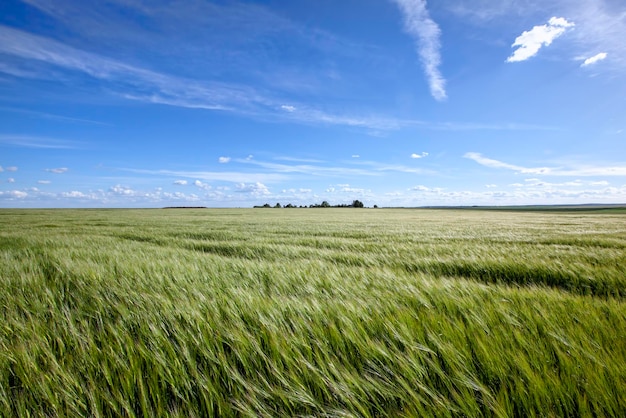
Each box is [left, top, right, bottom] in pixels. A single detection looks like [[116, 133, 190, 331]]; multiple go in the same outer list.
[[1, 208, 625, 417]]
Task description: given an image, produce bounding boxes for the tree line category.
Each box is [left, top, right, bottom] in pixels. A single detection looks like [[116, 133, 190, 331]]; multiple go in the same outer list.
[[254, 200, 377, 209]]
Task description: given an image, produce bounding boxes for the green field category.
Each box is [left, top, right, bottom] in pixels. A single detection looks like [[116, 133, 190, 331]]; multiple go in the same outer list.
[[1, 208, 625, 417]]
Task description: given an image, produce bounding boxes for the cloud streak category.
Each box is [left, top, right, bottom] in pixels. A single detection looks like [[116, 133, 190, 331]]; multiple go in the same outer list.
[[0, 134, 80, 149], [581, 52, 607, 67], [0, 24, 418, 132], [464, 152, 626, 176], [391, 0, 446, 101], [0, 25, 395, 131], [45, 168, 69, 174], [507, 17, 575, 62]]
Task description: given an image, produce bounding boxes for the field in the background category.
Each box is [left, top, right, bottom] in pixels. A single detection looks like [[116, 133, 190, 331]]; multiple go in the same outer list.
[[1, 208, 625, 417]]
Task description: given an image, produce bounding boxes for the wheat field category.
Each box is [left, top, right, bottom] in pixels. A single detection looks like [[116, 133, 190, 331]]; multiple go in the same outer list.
[[1, 208, 625, 417]]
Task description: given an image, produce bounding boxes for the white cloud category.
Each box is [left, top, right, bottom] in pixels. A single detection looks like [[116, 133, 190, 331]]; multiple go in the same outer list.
[[1, 166, 18, 172], [352, 155, 360, 158], [7, 178, 15, 183], [507, 17, 575, 62], [0, 134, 79, 149], [45, 167, 69, 174], [0, 25, 415, 132], [581, 52, 607, 67], [61, 191, 91, 198], [465, 152, 626, 176], [218, 156, 231, 163], [0, 190, 28, 199], [194, 180, 212, 190], [109, 185, 135, 196], [391, 0, 447, 101], [282, 188, 312, 194], [173, 180, 188, 185], [37, 180, 51, 184], [125, 167, 286, 184], [449, 1, 626, 72], [411, 152, 429, 159], [485, 184, 497, 188], [464, 152, 525, 170], [246, 155, 254, 160], [236, 182, 271, 196]]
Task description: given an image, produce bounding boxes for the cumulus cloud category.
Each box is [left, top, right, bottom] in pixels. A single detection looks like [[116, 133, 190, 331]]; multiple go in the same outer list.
[[581, 52, 607, 67], [173, 180, 188, 185], [507, 17, 575, 63], [0, 190, 28, 198], [109, 185, 135, 196], [281, 188, 313, 194], [236, 182, 271, 196], [411, 152, 429, 159], [194, 180, 212, 190], [218, 156, 231, 163], [45, 167, 69, 174], [391, 0, 447, 101], [61, 191, 91, 198], [281, 105, 296, 112]]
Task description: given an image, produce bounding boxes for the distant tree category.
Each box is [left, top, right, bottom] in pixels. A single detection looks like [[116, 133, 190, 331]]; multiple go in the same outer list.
[[285, 203, 294, 208], [263, 203, 271, 208], [320, 201, 330, 208], [352, 199, 364, 208], [274, 203, 282, 208], [373, 204, 378, 209]]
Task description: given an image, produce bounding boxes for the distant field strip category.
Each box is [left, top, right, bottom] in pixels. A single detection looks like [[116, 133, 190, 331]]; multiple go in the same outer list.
[[1, 209, 625, 417]]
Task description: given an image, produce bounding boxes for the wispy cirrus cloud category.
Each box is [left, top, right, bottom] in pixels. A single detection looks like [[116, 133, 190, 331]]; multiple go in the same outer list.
[[236, 155, 435, 178], [123, 168, 287, 184], [391, 0, 446, 101], [0, 25, 408, 131], [464, 152, 626, 176], [0, 134, 80, 149], [45, 167, 69, 174], [0, 107, 108, 125], [506, 17, 575, 63]]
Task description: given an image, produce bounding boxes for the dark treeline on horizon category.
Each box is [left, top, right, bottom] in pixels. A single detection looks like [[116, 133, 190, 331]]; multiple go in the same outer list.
[[254, 200, 375, 209]]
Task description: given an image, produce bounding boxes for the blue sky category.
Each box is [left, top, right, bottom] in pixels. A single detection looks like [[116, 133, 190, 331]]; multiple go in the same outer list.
[[1, 0, 625, 207]]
